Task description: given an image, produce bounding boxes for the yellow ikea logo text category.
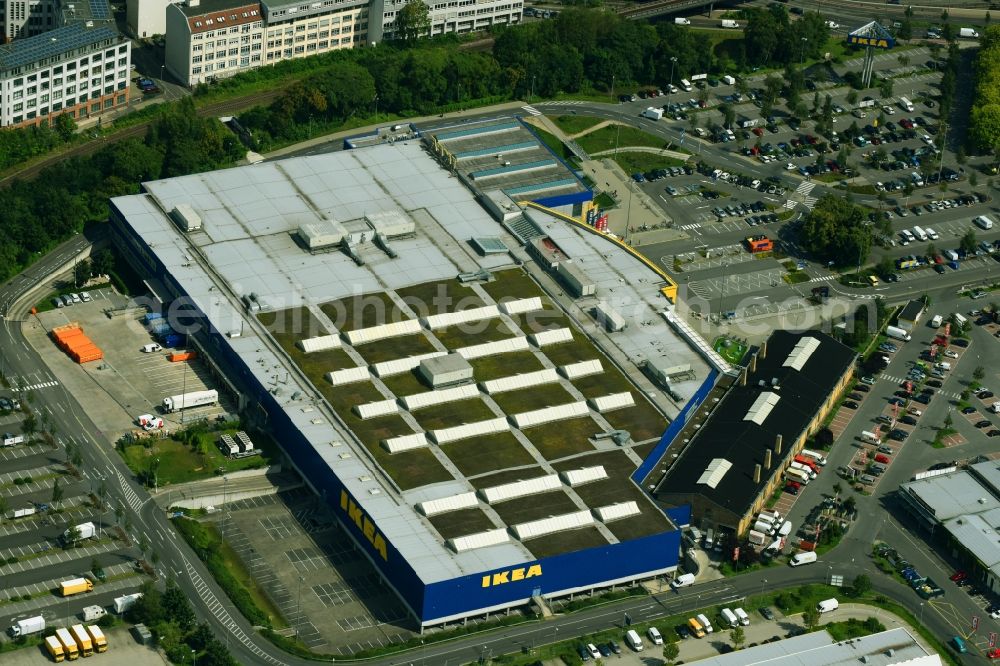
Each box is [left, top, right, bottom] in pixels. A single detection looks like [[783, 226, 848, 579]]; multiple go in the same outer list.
[[847, 36, 890, 48], [340, 490, 388, 561], [481, 564, 542, 588]]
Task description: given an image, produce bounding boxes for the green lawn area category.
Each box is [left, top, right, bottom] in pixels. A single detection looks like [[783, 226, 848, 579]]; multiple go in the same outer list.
[[547, 114, 604, 136], [120, 429, 273, 486], [528, 125, 576, 162], [395, 279, 484, 317], [413, 397, 496, 431], [594, 192, 617, 209], [525, 527, 610, 559], [570, 368, 633, 398], [576, 124, 668, 154], [524, 416, 599, 460], [489, 383, 576, 414], [428, 508, 497, 540], [354, 333, 437, 365], [507, 307, 569, 336], [490, 490, 581, 525], [378, 371, 427, 397], [537, 330, 601, 366], [610, 151, 687, 176], [432, 318, 516, 350], [469, 351, 543, 380], [784, 271, 811, 284], [257, 306, 329, 348], [713, 336, 748, 365], [320, 292, 406, 331], [480, 269, 547, 302], [440, 431, 535, 477], [602, 401, 668, 442]]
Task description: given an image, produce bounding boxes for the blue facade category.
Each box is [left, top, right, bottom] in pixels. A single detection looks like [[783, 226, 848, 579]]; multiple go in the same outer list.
[[110, 205, 681, 625], [632, 369, 719, 484]]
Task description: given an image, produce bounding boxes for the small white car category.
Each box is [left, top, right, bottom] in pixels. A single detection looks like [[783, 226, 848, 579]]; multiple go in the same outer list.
[[825, 20, 839, 28], [587, 643, 601, 659], [648, 627, 664, 645], [786, 162, 796, 170], [944, 350, 959, 358]]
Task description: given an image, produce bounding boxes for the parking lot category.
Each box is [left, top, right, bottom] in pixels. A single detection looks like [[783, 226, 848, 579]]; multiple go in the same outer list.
[[211, 490, 415, 656], [27, 287, 228, 437]]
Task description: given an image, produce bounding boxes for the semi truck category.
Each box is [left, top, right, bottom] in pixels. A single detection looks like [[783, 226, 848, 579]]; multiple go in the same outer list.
[[162, 389, 219, 413], [70, 624, 93, 657], [9, 615, 45, 637], [85, 625, 108, 653], [62, 522, 96, 545], [45, 635, 66, 662], [886, 326, 912, 341], [11, 507, 35, 519], [82, 605, 106, 622], [55, 628, 79, 661], [113, 592, 143, 614], [60, 578, 94, 597]]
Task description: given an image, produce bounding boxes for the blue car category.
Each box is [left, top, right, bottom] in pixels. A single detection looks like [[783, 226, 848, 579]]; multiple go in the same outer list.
[[631, 173, 646, 183]]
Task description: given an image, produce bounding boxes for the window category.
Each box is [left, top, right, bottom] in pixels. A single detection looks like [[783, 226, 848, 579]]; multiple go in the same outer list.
[[66, 85, 75, 94], [12, 90, 22, 100], [13, 102, 22, 112], [193, 55, 202, 63], [193, 66, 202, 74]]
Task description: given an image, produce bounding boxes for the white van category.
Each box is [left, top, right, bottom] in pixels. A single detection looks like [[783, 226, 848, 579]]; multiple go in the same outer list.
[[935, 361, 951, 371], [734, 607, 751, 626], [817, 598, 839, 613], [759, 510, 782, 522], [704, 528, 714, 550], [625, 629, 644, 651], [800, 450, 827, 466], [721, 608, 739, 628], [142, 343, 163, 353], [778, 521, 793, 537], [647, 627, 664, 645], [861, 431, 880, 443], [953, 313, 968, 327], [680, 78, 693, 92], [930, 314, 943, 328], [696, 613, 714, 633], [976, 215, 994, 230], [790, 461, 817, 480], [790, 551, 818, 566], [671, 572, 696, 589]]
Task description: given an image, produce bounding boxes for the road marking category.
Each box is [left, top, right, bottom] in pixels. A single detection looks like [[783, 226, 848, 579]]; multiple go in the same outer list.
[[520, 105, 542, 117]]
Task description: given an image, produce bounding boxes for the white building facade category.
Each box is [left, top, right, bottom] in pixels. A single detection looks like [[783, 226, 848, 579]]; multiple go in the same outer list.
[[0, 22, 131, 127], [372, 0, 521, 41], [165, 0, 263, 86]]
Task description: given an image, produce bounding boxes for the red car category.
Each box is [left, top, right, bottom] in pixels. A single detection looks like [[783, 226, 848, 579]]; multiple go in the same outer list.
[[989, 647, 1000, 659], [875, 454, 890, 464], [950, 570, 968, 582], [752, 127, 765, 136]]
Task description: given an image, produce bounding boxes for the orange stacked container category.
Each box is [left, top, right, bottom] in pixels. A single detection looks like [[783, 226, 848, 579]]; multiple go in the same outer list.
[[51, 323, 103, 363]]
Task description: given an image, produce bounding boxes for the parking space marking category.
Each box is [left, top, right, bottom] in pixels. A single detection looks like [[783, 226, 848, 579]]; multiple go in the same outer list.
[[689, 267, 786, 299]]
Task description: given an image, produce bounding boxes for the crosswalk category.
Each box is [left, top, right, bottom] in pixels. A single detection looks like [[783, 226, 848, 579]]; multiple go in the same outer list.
[[520, 105, 542, 116], [880, 373, 961, 399], [784, 181, 818, 210], [678, 223, 701, 231], [113, 466, 144, 513], [19, 380, 58, 392], [541, 100, 586, 107], [811, 274, 838, 282]]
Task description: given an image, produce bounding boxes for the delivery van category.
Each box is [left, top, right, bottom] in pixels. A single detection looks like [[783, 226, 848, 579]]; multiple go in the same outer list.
[[791, 551, 818, 566], [721, 608, 739, 628], [861, 430, 880, 443], [671, 572, 696, 589], [930, 314, 943, 328], [626, 628, 644, 651], [687, 617, 706, 638], [696, 613, 714, 633], [800, 449, 827, 466], [734, 607, 750, 625], [817, 598, 839, 613]]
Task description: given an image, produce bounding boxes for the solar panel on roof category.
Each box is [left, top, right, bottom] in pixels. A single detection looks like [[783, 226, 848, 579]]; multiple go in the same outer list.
[[0, 24, 118, 71], [88, 0, 111, 20]]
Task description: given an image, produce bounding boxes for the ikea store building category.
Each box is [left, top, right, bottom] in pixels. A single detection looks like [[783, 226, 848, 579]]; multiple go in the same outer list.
[[107, 141, 704, 627]]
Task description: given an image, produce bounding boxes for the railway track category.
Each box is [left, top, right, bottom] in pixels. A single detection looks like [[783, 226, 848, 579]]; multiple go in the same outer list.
[[0, 86, 286, 188]]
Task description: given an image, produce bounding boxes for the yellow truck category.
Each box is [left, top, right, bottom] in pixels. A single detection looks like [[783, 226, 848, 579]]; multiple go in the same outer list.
[[44, 635, 65, 662], [59, 578, 93, 597], [54, 628, 79, 660], [85, 625, 107, 653], [69, 625, 93, 657]]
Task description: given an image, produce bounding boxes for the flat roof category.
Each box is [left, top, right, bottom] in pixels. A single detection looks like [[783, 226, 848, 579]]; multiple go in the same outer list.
[[689, 627, 938, 666], [654, 330, 855, 517], [901, 470, 1000, 521], [899, 299, 924, 323], [0, 23, 119, 71], [110, 142, 692, 585], [177, 0, 258, 17], [423, 117, 588, 204]]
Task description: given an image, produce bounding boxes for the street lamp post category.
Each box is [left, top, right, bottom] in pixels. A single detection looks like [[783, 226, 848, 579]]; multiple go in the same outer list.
[[670, 57, 678, 89], [295, 575, 305, 636], [760, 578, 767, 597], [611, 74, 615, 102], [800, 37, 808, 65]]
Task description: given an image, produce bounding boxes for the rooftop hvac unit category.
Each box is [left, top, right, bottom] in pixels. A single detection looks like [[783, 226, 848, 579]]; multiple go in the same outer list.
[[170, 204, 202, 232]]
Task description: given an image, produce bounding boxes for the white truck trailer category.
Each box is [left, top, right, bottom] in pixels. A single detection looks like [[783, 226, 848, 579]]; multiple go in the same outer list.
[[162, 389, 219, 413]]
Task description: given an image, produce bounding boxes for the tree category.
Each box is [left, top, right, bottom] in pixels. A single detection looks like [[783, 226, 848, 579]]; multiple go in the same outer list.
[[54, 114, 77, 142], [163, 580, 196, 630], [92, 249, 114, 277], [139, 533, 150, 559], [852, 573, 872, 597], [798, 194, 872, 267], [803, 606, 821, 630], [961, 229, 978, 254], [73, 258, 92, 287], [51, 478, 64, 503], [0, 496, 7, 522], [846, 90, 858, 106], [115, 501, 124, 526], [720, 103, 735, 129], [944, 411, 954, 429], [833, 482, 843, 496], [879, 77, 894, 99], [975, 365, 986, 381], [63, 524, 81, 548], [21, 412, 36, 440], [662, 642, 680, 664], [731, 626, 746, 649], [843, 496, 857, 514]]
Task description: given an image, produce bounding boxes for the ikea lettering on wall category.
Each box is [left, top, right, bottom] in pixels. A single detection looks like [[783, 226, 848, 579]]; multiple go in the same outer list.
[[340, 490, 388, 561], [847, 36, 891, 48], [482, 564, 542, 588]]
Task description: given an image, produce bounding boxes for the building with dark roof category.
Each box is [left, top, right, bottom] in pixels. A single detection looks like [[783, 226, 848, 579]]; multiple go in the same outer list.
[[653, 330, 856, 537], [897, 299, 925, 331]]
